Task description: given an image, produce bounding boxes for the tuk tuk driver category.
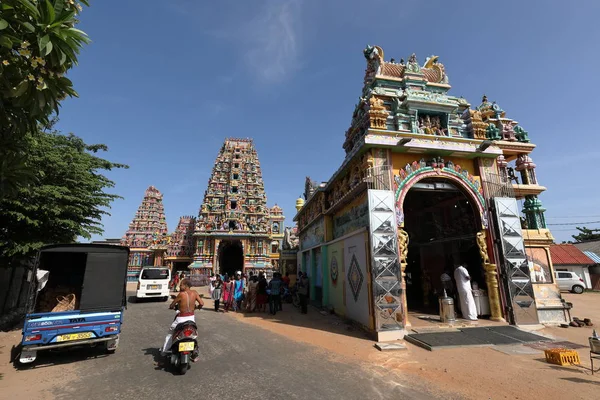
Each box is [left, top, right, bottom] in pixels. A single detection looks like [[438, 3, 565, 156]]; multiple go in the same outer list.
[[161, 279, 204, 359]]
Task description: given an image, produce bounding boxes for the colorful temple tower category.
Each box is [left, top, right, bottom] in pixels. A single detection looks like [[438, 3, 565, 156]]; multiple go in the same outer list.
[[165, 215, 196, 274], [268, 205, 285, 270], [121, 185, 169, 281], [294, 46, 565, 341], [190, 138, 284, 278]]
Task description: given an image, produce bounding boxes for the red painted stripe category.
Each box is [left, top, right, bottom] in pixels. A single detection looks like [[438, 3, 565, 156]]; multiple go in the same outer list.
[[33, 320, 117, 332]]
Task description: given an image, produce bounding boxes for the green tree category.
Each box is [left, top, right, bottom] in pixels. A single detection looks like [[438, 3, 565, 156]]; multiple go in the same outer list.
[[0, 0, 90, 196], [0, 127, 128, 262], [572, 226, 600, 243]]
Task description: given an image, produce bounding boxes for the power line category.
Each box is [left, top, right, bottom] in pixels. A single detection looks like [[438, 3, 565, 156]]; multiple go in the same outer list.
[[547, 215, 600, 219], [547, 221, 600, 226]]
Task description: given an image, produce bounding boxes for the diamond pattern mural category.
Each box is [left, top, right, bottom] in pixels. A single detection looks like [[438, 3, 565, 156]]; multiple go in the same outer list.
[[347, 254, 364, 302], [493, 197, 539, 325], [368, 190, 403, 332]]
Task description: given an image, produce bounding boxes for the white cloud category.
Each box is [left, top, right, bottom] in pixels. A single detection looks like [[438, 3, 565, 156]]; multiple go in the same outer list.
[[241, 0, 302, 84]]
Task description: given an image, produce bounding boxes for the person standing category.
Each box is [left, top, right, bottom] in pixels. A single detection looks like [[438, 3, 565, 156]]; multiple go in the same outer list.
[[453, 265, 477, 321], [212, 274, 223, 312], [297, 272, 309, 314], [268, 273, 283, 315], [233, 273, 244, 312], [440, 268, 454, 296], [282, 272, 291, 288], [222, 276, 234, 312], [246, 275, 258, 312], [257, 272, 268, 313]]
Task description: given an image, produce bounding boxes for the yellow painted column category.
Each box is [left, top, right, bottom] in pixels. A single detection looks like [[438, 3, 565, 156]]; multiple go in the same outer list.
[[397, 227, 410, 328], [477, 230, 505, 321]]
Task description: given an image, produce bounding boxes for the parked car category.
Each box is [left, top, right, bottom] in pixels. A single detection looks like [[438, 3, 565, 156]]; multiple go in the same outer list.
[[554, 271, 586, 294], [136, 267, 170, 301]]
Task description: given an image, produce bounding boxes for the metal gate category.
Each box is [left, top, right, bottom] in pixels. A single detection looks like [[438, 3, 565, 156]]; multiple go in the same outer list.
[[492, 197, 539, 325]]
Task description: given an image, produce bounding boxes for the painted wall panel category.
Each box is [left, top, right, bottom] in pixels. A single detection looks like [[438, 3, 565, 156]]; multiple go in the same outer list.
[[327, 241, 345, 314], [343, 231, 370, 328]]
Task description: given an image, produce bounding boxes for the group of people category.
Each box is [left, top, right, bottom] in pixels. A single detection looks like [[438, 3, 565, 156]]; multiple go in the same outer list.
[[169, 271, 186, 292], [208, 270, 310, 315]]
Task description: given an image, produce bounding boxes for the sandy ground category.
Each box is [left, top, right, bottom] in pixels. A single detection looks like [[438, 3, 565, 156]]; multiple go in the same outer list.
[[219, 289, 600, 400], [2, 285, 598, 400]]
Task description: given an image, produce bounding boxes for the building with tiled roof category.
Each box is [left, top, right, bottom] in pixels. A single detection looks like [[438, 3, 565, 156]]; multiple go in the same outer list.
[[550, 244, 595, 289]]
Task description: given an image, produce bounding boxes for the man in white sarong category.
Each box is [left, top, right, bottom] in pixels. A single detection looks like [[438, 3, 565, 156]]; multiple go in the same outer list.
[[453, 265, 477, 321]]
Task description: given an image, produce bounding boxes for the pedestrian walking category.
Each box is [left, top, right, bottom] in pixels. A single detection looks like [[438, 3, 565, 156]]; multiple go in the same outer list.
[[212, 274, 223, 312], [268, 273, 283, 315], [297, 272, 309, 314]]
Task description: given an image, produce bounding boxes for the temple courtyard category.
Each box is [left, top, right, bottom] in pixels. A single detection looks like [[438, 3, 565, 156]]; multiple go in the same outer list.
[[0, 287, 598, 400]]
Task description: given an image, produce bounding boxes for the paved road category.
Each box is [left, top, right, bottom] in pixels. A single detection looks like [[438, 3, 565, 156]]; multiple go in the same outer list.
[[30, 293, 432, 400]]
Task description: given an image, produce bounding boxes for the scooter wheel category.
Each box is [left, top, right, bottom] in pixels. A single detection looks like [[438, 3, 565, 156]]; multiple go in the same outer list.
[[178, 362, 189, 375]]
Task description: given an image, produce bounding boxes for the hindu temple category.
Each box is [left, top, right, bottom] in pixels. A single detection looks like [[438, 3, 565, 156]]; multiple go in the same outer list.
[[122, 139, 286, 281], [121, 185, 169, 281], [294, 46, 567, 341], [189, 138, 285, 278]]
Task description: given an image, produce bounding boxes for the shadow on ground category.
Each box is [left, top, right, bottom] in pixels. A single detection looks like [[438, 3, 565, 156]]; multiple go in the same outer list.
[[217, 300, 375, 343], [10, 343, 109, 370]]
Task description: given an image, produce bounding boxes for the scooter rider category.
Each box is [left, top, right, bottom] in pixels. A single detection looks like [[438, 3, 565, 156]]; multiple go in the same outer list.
[[161, 279, 204, 360]]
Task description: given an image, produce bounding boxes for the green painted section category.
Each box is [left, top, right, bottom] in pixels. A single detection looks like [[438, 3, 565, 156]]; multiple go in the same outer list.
[[321, 245, 329, 307], [310, 250, 316, 302]]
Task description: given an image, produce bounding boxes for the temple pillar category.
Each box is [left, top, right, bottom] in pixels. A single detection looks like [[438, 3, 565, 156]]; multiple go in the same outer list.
[[477, 230, 505, 321], [397, 227, 410, 328]]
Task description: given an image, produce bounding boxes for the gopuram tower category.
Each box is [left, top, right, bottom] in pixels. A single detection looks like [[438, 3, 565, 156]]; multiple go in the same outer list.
[[189, 138, 284, 278], [121, 185, 169, 281]]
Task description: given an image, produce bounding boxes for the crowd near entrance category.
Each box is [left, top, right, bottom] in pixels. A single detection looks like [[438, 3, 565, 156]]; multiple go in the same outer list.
[[402, 178, 487, 317], [218, 240, 244, 277]]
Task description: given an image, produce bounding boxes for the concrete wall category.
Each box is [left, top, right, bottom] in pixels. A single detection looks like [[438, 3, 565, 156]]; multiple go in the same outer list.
[[326, 240, 345, 315], [342, 231, 371, 328]]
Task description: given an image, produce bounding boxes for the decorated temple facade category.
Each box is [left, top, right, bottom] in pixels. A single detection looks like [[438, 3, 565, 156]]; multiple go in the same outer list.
[[189, 138, 284, 278], [121, 186, 169, 281], [294, 46, 565, 341], [165, 215, 196, 274]]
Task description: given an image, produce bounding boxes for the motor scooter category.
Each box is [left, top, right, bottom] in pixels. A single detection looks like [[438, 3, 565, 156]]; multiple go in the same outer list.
[[165, 307, 199, 375]]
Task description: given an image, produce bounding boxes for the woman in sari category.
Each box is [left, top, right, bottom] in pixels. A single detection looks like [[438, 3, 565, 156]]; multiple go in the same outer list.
[[222, 276, 234, 312], [246, 275, 258, 312], [233, 273, 244, 312]]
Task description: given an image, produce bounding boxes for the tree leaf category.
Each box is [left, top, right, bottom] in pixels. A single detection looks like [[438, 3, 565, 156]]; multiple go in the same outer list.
[[11, 81, 30, 98], [0, 35, 12, 48], [17, 0, 41, 18], [45, 0, 56, 24], [39, 35, 50, 53], [21, 22, 36, 32], [54, 0, 65, 15], [44, 40, 53, 56], [0, 19, 8, 30]]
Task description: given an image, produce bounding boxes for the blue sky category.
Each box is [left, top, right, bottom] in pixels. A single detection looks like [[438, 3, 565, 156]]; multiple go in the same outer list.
[[57, 0, 600, 244]]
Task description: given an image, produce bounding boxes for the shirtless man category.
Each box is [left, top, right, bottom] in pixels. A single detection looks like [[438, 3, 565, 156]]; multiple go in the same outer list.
[[162, 279, 204, 359]]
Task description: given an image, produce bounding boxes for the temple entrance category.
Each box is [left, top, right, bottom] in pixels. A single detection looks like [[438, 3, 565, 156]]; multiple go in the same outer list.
[[403, 178, 488, 318], [172, 261, 189, 276], [218, 240, 244, 277]]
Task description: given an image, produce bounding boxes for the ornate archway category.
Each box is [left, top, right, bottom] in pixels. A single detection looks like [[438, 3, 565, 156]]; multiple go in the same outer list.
[[393, 161, 503, 323]]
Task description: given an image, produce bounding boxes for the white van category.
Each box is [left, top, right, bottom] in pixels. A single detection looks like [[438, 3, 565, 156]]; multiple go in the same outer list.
[[136, 267, 170, 301]]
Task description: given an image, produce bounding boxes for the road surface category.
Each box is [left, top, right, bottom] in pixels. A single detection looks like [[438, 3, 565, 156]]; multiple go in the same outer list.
[[18, 292, 435, 400]]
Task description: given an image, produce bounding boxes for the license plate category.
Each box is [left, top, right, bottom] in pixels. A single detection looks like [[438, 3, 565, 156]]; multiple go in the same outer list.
[[56, 332, 94, 342], [148, 284, 161, 290], [178, 342, 194, 352]]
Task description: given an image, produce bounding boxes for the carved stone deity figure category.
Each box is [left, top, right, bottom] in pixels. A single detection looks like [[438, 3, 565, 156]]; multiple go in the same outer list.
[[398, 228, 409, 265], [476, 231, 490, 264]]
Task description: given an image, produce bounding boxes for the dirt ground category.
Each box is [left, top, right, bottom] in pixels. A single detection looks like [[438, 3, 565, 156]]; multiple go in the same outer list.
[[223, 290, 600, 400]]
